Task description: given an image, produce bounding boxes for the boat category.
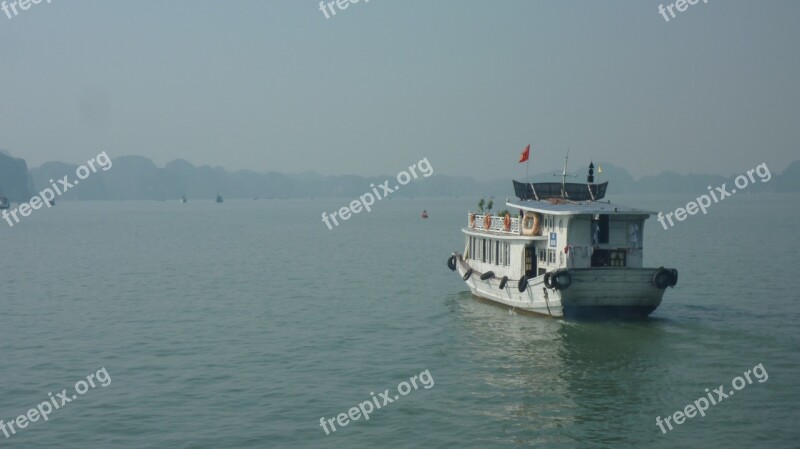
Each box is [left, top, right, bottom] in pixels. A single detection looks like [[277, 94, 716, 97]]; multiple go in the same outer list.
[[180, 195, 187, 204], [422, 210, 429, 219], [216, 194, 223, 203], [0, 196, 9, 210], [447, 160, 678, 319]]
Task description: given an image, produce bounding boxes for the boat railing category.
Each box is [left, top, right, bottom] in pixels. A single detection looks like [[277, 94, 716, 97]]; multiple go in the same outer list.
[[467, 213, 521, 235]]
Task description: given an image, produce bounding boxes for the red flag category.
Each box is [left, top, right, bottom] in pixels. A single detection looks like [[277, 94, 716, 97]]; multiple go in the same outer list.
[[519, 144, 530, 163]]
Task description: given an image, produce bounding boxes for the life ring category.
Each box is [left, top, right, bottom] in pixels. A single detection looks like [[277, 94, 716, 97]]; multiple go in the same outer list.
[[469, 213, 475, 228], [503, 213, 511, 232], [499, 276, 508, 290], [521, 212, 541, 236], [652, 267, 672, 289], [551, 270, 571, 290], [483, 214, 492, 230], [518, 276, 529, 292], [447, 255, 457, 271], [480, 271, 494, 281], [463, 269, 473, 281]]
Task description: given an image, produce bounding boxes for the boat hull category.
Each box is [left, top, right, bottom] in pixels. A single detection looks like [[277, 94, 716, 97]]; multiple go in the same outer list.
[[454, 255, 669, 319]]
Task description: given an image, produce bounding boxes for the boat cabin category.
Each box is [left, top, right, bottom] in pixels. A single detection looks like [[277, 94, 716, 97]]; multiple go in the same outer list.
[[463, 195, 653, 281]]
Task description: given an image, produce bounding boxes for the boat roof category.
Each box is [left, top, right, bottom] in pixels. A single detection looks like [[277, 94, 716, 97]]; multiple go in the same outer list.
[[513, 180, 608, 202], [506, 199, 654, 216]]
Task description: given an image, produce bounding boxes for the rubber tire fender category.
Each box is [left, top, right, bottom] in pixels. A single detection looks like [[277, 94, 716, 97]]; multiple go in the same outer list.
[[463, 269, 473, 281], [447, 255, 457, 271], [544, 272, 553, 289], [480, 271, 494, 281], [552, 270, 572, 290], [499, 276, 508, 290], [652, 267, 671, 289], [518, 276, 529, 293]]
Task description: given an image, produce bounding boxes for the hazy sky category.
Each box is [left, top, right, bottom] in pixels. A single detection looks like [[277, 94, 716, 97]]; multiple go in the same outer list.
[[1, 0, 797, 180]]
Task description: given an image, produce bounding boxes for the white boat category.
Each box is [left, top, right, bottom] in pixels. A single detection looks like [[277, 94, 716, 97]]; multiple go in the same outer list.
[[447, 161, 678, 319]]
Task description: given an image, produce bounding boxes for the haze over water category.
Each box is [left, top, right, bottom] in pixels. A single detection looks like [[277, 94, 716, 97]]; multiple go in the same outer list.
[[1, 194, 797, 448]]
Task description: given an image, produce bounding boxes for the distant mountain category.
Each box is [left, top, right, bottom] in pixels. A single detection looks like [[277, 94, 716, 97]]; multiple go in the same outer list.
[[775, 160, 800, 192], [30, 161, 109, 200], [14, 154, 800, 201], [636, 171, 729, 194], [0, 150, 34, 201]]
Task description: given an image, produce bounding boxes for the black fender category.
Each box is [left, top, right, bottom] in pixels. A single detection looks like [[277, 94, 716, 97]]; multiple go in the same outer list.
[[669, 268, 678, 287], [544, 272, 553, 289], [551, 270, 572, 290], [518, 276, 529, 293], [499, 276, 508, 290], [652, 267, 671, 289], [463, 269, 473, 281], [480, 271, 494, 281], [447, 255, 457, 271]]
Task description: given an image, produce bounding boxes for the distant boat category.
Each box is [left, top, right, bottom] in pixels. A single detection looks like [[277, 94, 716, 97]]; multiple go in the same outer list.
[[421, 210, 429, 219], [48, 200, 55, 206], [216, 195, 223, 203], [0, 196, 9, 210], [180, 195, 187, 204]]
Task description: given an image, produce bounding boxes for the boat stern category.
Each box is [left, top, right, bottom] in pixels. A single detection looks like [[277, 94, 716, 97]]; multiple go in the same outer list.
[[558, 267, 677, 319]]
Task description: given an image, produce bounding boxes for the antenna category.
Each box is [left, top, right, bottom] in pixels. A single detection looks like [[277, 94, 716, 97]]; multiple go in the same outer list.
[[553, 148, 577, 198]]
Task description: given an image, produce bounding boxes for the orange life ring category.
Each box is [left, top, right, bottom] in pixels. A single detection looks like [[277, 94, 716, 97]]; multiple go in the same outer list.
[[522, 211, 541, 236], [469, 213, 475, 228], [503, 213, 511, 232], [483, 214, 492, 230]]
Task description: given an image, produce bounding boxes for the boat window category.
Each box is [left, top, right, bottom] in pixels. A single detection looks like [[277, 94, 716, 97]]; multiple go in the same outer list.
[[524, 245, 535, 277], [609, 250, 626, 267], [538, 249, 546, 263], [495, 241, 500, 265], [504, 243, 510, 266], [591, 249, 627, 267], [497, 242, 502, 266], [482, 239, 487, 263], [547, 249, 556, 264]]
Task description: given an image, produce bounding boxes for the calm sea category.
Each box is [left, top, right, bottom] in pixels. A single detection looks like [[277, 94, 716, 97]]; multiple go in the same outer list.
[[1, 193, 798, 448]]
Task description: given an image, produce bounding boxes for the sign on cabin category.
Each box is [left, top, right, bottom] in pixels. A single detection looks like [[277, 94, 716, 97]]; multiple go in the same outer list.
[[549, 232, 557, 248]]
